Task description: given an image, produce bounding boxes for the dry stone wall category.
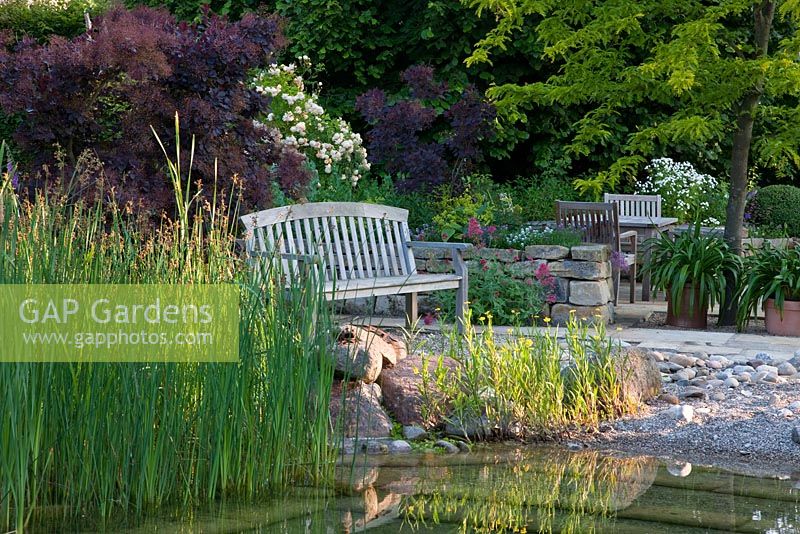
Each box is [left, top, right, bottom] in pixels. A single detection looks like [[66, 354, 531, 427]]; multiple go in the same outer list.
[[339, 244, 615, 324]]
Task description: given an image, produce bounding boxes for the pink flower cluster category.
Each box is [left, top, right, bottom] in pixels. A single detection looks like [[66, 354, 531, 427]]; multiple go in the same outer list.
[[465, 217, 497, 246], [534, 262, 558, 304]]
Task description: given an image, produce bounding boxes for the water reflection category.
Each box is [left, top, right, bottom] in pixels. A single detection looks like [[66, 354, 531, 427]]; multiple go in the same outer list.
[[72, 445, 800, 533]]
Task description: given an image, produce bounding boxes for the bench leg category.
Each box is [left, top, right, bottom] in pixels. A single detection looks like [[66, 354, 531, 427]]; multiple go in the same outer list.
[[405, 292, 418, 329], [456, 276, 468, 334], [629, 260, 637, 304]]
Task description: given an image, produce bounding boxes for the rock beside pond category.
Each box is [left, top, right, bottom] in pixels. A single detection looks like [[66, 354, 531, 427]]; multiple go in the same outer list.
[[756, 364, 779, 375], [723, 377, 740, 388], [659, 393, 679, 405], [379, 354, 458, 427], [434, 440, 460, 454], [335, 325, 408, 383], [668, 405, 694, 423], [330, 381, 393, 438], [445, 415, 492, 440], [614, 348, 663, 404], [388, 440, 413, 454], [335, 327, 382, 384], [679, 386, 707, 400], [402, 425, 428, 441], [669, 353, 695, 368]]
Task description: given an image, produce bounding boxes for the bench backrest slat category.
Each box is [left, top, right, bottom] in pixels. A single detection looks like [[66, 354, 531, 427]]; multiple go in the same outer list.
[[241, 202, 417, 282], [556, 200, 622, 252], [604, 193, 661, 218]]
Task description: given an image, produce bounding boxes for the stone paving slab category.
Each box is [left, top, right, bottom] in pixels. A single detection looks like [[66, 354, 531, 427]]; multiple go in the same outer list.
[[338, 315, 800, 361]]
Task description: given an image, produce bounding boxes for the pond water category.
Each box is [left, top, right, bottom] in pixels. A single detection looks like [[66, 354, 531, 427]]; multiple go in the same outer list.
[[93, 445, 800, 533]]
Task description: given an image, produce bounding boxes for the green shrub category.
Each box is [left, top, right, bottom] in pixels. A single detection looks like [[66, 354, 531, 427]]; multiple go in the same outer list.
[[430, 259, 557, 326], [0, 0, 110, 41], [506, 175, 579, 223], [751, 184, 800, 237]]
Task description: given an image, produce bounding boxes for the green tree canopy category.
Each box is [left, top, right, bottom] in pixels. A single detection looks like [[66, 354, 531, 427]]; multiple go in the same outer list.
[[466, 0, 800, 234]]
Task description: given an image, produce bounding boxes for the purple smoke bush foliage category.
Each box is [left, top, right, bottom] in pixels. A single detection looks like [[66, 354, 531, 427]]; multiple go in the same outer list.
[[355, 65, 495, 191], [0, 6, 310, 215]]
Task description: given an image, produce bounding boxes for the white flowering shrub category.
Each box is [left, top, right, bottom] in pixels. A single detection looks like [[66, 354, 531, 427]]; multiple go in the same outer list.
[[251, 60, 370, 199], [636, 158, 727, 226]]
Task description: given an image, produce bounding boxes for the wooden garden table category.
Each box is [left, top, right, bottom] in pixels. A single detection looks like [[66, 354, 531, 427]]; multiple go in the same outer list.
[[619, 216, 678, 301]]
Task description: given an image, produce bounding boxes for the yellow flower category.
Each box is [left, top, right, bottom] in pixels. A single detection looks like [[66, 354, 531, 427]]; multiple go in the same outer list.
[[543, 317, 552, 323]]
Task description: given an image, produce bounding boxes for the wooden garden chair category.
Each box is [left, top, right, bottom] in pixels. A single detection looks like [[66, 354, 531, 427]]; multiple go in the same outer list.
[[555, 201, 638, 304]]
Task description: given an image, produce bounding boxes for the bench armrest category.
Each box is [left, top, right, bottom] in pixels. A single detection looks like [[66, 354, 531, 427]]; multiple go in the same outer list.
[[407, 241, 472, 251], [620, 230, 638, 240], [407, 241, 470, 276]]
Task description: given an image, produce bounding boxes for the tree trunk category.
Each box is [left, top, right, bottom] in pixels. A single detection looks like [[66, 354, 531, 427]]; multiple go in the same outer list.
[[719, 0, 775, 326]]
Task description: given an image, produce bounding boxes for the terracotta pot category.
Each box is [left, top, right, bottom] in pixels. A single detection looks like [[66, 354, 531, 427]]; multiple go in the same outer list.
[[764, 298, 800, 336], [666, 284, 708, 329]]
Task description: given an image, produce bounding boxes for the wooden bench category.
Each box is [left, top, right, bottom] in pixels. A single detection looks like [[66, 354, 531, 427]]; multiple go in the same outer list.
[[240, 202, 470, 331]]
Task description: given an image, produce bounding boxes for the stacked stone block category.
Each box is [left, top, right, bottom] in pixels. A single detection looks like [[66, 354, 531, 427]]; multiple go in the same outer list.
[[341, 244, 615, 324]]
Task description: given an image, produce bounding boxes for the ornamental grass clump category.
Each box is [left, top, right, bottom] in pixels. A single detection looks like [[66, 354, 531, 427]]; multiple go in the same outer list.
[[0, 119, 336, 532], [421, 312, 628, 439]]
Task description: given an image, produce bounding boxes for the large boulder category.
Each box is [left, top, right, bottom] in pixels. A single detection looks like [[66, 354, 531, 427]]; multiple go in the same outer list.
[[329, 381, 393, 438], [614, 347, 663, 404], [378, 354, 458, 427], [334, 325, 408, 383]]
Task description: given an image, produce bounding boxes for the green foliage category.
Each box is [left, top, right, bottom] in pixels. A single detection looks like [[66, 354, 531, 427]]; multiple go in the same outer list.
[[432, 257, 556, 326], [349, 174, 437, 230], [751, 184, 800, 237], [737, 243, 800, 329], [505, 175, 579, 222], [465, 0, 800, 242], [127, 0, 259, 21], [420, 316, 627, 438], [504, 225, 583, 249], [644, 225, 741, 317], [0, 0, 110, 41], [431, 186, 495, 241]]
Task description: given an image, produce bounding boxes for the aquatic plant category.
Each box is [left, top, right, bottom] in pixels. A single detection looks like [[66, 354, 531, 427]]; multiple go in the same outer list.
[[0, 119, 336, 531], [421, 312, 627, 439]]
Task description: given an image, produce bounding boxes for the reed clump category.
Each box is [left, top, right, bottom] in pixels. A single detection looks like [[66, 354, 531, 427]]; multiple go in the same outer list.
[[0, 124, 336, 532], [422, 311, 627, 439]]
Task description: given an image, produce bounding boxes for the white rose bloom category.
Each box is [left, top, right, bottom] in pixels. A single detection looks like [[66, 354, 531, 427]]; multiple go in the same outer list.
[[282, 112, 295, 122], [324, 164, 332, 174]]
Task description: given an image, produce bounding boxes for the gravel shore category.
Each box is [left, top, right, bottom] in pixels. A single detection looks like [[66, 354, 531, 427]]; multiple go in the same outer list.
[[414, 328, 800, 478], [584, 366, 800, 478]]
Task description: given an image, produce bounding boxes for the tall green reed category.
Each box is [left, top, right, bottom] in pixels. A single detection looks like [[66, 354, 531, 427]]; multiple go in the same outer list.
[[0, 116, 336, 532]]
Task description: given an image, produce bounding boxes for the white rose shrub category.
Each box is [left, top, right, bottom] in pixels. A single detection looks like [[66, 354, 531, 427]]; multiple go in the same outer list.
[[252, 59, 370, 201]]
